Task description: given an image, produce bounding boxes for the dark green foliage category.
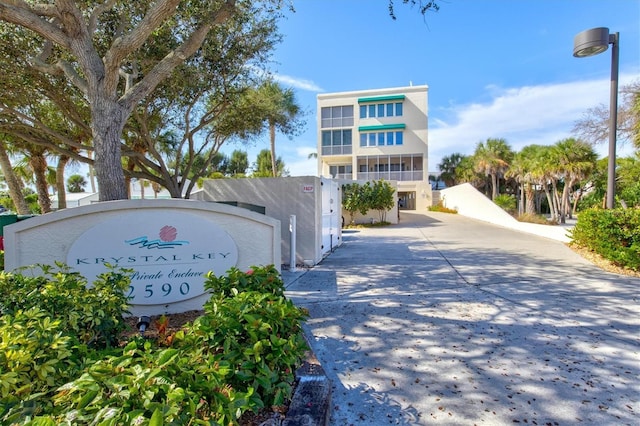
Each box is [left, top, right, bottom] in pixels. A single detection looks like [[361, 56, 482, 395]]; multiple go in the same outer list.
[[0, 266, 131, 423], [342, 183, 369, 225], [365, 180, 395, 222], [204, 265, 284, 298], [342, 180, 396, 224], [494, 194, 517, 214], [570, 208, 640, 270], [0, 264, 131, 349], [0, 264, 308, 425]]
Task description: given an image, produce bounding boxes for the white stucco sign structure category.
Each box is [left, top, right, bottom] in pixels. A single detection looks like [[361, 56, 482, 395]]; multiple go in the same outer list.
[[66, 211, 238, 306], [3, 200, 281, 316]]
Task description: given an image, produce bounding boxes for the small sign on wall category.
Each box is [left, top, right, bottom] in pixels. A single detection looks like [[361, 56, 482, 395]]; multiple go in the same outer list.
[[302, 185, 314, 193], [66, 211, 238, 306]]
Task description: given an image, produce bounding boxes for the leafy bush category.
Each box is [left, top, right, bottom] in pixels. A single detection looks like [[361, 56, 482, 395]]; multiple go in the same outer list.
[[0, 264, 131, 349], [341, 180, 396, 224], [570, 208, 640, 270], [0, 264, 308, 425], [202, 265, 309, 409], [494, 194, 516, 214], [205, 265, 285, 298], [0, 266, 131, 423], [0, 307, 79, 420], [49, 338, 243, 425]]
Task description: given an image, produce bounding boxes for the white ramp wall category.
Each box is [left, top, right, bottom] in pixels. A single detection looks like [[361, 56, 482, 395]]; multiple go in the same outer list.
[[440, 183, 572, 242]]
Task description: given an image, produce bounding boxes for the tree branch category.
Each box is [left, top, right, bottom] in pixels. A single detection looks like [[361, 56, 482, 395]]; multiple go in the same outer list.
[[0, 1, 71, 48], [120, 1, 236, 112]]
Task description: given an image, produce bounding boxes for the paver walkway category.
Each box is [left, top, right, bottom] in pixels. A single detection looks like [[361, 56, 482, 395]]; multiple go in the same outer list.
[[284, 212, 640, 425]]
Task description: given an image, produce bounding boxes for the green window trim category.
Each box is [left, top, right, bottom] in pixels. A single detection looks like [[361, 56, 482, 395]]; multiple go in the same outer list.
[[357, 94, 405, 103], [358, 123, 406, 132]]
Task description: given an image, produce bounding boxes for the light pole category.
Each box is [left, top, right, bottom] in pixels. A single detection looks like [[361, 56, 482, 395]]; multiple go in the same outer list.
[[573, 27, 619, 209]]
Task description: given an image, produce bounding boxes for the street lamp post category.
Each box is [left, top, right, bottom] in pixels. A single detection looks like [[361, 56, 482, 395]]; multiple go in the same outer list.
[[573, 27, 619, 209]]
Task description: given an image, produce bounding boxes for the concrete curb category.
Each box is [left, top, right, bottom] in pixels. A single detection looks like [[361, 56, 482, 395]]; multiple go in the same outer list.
[[281, 269, 332, 426], [283, 342, 332, 426]]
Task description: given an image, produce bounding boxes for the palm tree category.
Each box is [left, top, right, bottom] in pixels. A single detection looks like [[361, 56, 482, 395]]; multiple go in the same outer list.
[[438, 153, 465, 187], [66, 174, 87, 193], [553, 138, 597, 220], [257, 81, 305, 177], [473, 138, 514, 200], [507, 145, 546, 216], [0, 138, 30, 214]]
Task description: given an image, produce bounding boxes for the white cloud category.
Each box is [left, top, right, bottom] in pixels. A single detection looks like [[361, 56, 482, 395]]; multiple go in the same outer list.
[[284, 145, 318, 177], [273, 73, 324, 92], [428, 72, 638, 171]]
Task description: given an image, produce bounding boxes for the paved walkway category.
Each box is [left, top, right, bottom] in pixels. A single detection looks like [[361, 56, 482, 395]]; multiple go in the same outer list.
[[283, 211, 640, 425]]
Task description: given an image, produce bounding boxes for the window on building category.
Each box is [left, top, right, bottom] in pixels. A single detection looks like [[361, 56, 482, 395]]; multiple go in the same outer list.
[[321, 105, 354, 128], [329, 164, 352, 178], [356, 154, 425, 181], [321, 129, 352, 155], [360, 130, 404, 147], [358, 101, 404, 119], [395, 131, 403, 145]]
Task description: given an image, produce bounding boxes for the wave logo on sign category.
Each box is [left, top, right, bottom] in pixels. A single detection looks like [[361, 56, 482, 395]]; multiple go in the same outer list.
[[125, 225, 189, 250]]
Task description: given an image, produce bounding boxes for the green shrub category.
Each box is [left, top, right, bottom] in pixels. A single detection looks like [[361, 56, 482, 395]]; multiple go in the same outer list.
[[0, 266, 131, 424], [49, 338, 244, 425], [204, 265, 285, 298], [570, 208, 640, 270], [0, 265, 308, 425], [494, 194, 516, 214], [0, 307, 80, 421], [0, 264, 131, 349], [202, 265, 309, 409]]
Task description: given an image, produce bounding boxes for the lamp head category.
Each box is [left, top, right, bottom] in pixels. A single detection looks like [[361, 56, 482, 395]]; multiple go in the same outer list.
[[573, 27, 610, 58]]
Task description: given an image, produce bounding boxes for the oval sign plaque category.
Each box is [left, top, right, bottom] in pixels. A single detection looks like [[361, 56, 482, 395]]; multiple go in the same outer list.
[[67, 211, 238, 305]]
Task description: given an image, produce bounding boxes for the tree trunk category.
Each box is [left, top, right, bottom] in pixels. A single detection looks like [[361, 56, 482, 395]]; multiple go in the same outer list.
[[56, 155, 69, 210], [0, 143, 30, 214], [525, 183, 535, 215], [269, 122, 277, 177], [491, 173, 498, 200], [518, 183, 524, 215], [551, 180, 563, 223], [91, 101, 128, 201], [29, 153, 52, 213], [543, 184, 556, 222]]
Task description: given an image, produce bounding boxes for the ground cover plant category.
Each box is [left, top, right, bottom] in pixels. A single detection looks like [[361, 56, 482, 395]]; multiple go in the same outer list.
[[0, 264, 308, 425]]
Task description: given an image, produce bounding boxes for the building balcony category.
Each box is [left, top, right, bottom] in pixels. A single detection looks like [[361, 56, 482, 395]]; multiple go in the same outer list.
[[321, 145, 352, 156], [356, 170, 424, 182]]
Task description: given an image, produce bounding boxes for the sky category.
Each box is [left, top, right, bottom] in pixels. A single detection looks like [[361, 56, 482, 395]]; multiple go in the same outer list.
[[222, 0, 640, 176]]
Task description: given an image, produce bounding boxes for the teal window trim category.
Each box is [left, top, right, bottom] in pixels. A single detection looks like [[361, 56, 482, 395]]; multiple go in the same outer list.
[[357, 94, 405, 103], [358, 123, 406, 132]]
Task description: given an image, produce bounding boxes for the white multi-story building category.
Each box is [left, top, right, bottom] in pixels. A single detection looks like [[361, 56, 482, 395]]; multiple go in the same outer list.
[[316, 85, 432, 210]]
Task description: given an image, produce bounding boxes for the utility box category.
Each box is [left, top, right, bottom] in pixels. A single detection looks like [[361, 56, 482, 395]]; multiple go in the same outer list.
[[192, 176, 342, 268]]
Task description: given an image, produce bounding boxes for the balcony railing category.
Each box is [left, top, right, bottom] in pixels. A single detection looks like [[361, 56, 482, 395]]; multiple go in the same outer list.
[[321, 145, 352, 156], [355, 170, 424, 182]]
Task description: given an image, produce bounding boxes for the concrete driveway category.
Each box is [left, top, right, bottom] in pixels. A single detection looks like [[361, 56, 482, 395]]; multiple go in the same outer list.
[[284, 211, 639, 425]]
